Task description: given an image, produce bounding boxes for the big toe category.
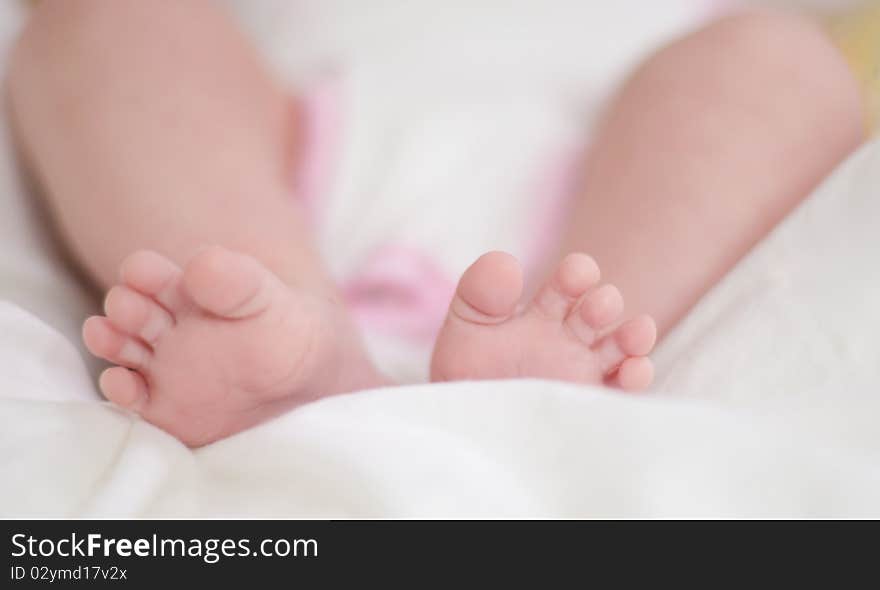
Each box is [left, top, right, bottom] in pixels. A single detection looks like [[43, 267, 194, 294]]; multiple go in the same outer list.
[[450, 251, 524, 324], [182, 246, 282, 319]]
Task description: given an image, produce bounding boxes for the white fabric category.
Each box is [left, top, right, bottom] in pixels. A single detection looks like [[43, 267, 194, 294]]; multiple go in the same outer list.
[[1, 0, 878, 517]]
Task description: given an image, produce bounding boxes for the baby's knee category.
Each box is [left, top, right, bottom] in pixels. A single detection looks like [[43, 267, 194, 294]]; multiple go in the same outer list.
[[10, 0, 112, 82], [699, 9, 861, 121], [701, 8, 847, 74], [640, 8, 863, 146]]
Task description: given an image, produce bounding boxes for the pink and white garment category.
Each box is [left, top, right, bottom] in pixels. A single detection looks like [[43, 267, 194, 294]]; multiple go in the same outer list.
[[292, 70, 584, 380], [274, 0, 722, 381]]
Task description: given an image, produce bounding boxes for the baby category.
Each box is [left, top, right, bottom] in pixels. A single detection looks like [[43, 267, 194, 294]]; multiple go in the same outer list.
[[8, 1, 869, 446]]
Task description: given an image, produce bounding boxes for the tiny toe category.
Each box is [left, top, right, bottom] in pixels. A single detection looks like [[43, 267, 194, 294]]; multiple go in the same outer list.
[[99, 367, 149, 411], [182, 245, 279, 319], [596, 314, 658, 372], [563, 284, 624, 345], [533, 252, 600, 319], [450, 251, 523, 324], [579, 284, 624, 328], [82, 316, 151, 370], [614, 357, 654, 391], [104, 286, 174, 345], [615, 314, 657, 356], [119, 250, 186, 313]]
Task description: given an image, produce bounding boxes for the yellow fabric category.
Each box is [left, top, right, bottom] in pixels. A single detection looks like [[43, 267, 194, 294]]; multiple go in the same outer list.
[[827, 2, 880, 134]]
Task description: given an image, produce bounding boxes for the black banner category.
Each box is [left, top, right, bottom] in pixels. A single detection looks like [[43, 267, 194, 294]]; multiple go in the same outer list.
[[2, 520, 622, 585], [2, 519, 862, 585]]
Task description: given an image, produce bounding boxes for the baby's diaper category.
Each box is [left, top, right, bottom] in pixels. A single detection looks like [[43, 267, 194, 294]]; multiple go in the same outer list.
[[268, 0, 716, 381], [294, 67, 583, 381]]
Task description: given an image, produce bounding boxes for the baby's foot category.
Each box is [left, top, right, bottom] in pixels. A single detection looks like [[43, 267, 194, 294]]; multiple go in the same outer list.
[[431, 252, 657, 390], [83, 246, 385, 446]]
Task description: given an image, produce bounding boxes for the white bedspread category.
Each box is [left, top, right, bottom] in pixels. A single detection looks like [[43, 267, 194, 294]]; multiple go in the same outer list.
[[1, 0, 878, 517]]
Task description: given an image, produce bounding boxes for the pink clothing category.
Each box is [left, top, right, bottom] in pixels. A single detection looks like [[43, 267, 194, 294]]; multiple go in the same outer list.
[[293, 75, 580, 344]]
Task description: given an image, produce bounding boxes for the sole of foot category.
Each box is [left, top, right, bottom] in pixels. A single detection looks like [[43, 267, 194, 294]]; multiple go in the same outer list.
[[431, 251, 657, 390]]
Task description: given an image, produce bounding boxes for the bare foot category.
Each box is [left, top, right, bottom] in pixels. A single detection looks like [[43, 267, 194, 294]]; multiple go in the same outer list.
[[83, 246, 386, 446], [431, 251, 657, 390]]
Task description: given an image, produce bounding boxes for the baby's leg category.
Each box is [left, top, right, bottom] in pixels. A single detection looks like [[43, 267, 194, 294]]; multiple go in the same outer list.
[[556, 10, 863, 336], [9, 0, 386, 445], [10, 0, 323, 289]]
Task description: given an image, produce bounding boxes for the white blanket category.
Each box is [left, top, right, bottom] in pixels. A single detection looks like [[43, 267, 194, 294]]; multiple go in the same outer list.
[[1, 0, 878, 517]]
